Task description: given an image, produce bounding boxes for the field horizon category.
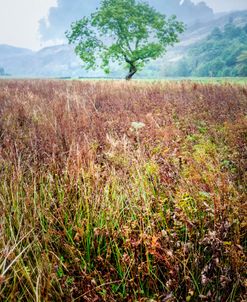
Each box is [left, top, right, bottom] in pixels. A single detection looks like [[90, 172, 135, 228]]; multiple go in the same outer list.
[[1, 77, 247, 84]]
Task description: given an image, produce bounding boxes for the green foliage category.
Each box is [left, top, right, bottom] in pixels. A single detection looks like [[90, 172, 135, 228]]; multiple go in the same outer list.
[[66, 0, 184, 79], [237, 50, 247, 75], [167, 23, 247, 77], [189, 23, 247, 77]]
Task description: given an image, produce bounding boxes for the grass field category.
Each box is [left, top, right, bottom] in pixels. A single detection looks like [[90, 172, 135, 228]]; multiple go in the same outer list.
[[168, 77, 247, 84], [1, 76, 247, 85], [136, 77, 247, 84], [0, 80, 246, 301]]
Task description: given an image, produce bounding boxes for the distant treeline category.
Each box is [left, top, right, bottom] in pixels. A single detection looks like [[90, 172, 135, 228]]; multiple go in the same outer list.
[[55, 76, 123, 80], [164, 23, 247, 77], [0, 67, 10, 76], [0, 67, 5, 75]]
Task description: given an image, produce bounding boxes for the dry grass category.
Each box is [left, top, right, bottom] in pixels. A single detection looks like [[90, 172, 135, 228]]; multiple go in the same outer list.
[[0, 79, 246, 301]]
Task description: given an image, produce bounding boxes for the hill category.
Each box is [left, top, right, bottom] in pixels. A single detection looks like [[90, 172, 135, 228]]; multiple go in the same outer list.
[[161, 13, 247, 77], [0, 44, 33, 59]]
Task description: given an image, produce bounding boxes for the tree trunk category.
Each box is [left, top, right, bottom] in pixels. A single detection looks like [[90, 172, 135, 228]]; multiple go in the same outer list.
[[125, 64, 137, 80]]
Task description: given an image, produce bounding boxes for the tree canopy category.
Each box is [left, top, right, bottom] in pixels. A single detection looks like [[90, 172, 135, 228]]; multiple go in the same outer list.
[[66, 0, 184, 79], [237, 50, 247, 75]]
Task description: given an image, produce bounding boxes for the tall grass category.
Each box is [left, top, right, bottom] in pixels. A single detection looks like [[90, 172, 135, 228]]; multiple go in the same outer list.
[[0, 80, 246, 301]]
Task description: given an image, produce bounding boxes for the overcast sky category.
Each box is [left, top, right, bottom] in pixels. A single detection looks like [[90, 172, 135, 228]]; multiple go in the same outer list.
[[192, 0, 247, 13], [0, 0, 247, 50]]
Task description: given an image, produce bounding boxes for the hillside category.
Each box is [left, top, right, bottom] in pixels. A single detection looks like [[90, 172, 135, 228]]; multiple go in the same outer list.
[[160, 17, 247, 77], [0, 44, 33, 59], [0, 44, 79, 77]]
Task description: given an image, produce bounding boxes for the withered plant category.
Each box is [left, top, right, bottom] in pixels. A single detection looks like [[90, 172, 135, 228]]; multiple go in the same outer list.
[[0, 79, 246, 301]]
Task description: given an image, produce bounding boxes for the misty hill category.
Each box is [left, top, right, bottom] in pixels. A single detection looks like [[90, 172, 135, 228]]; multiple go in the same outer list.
[[0, 44, 112, 78], [0, 45, 33, 60], [1, 10, 246, 78], [148, 0, 214, 24], [163, 21, 247, 77], [161, 10, 247, 63], [180, 9, 247, 46], [0, 45, 79, 77]]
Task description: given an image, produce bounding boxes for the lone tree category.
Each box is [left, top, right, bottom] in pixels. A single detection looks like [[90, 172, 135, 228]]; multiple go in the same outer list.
[[66, 0, 184, 80]]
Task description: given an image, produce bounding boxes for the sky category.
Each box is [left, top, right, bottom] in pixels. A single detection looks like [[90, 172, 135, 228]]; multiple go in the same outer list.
[[192, 0, 247, 13], [0, 0, 247, 50], [0, 0, 57, 50]]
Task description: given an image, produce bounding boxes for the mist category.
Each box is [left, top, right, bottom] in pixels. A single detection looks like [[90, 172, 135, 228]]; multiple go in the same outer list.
[[39, 0, 214, 41]]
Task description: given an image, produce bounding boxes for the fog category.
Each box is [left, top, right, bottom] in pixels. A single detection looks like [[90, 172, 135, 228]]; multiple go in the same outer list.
[[1, 0, 247, 49], [39, 0, 214, 41]]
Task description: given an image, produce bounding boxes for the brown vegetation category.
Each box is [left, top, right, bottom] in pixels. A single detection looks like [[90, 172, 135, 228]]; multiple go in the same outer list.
[[0, 80, 246, 301]]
